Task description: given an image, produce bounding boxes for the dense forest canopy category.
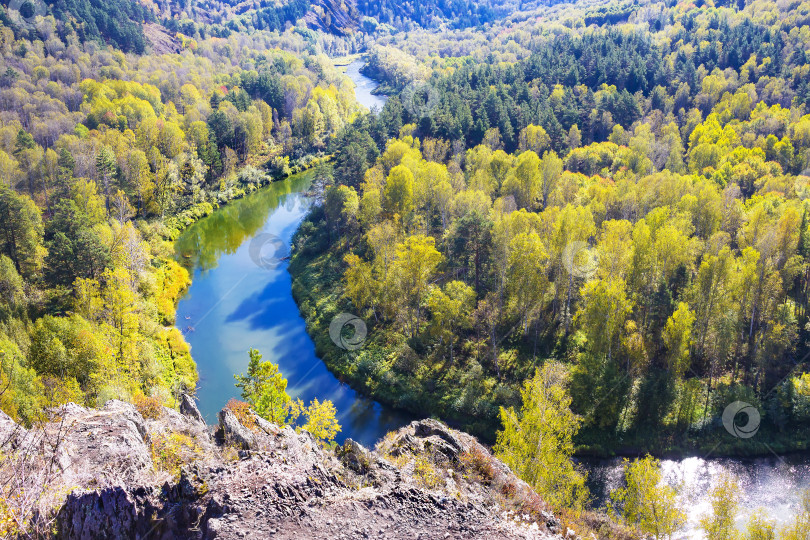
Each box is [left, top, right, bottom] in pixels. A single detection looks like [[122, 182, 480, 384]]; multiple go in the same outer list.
[[290, 0, 810, 456], [0, 0, 152, 52]]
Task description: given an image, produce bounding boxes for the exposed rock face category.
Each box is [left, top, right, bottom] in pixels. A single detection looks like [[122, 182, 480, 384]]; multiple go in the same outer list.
[[217, 408, 256, 451], [303, 0, 359, 35], [2, 400, 563, 539], [0, 409, 26, 449], [59, 486, 146, 539], [50, 400, 153, 488], [180, 393, 206, 425], [143, 23, 181, 54]]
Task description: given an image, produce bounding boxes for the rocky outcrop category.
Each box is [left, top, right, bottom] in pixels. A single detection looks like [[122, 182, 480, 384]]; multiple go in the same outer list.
[[180, 393, 206, 425], [0, 409, 26, 449], [2, 399, 564, 539], [217, 408, 256, 451], [303, 0, 360, 35], [143, 23, 181, 54], [49, 400, 153, 488]]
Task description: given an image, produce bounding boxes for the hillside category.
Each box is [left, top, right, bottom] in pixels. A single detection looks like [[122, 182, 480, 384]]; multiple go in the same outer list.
[[0, 0, 152, 52]]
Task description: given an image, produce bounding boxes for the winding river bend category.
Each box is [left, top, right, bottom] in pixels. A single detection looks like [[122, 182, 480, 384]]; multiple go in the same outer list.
[[174, 60, 810, 537], [174, 170, 412, 448]]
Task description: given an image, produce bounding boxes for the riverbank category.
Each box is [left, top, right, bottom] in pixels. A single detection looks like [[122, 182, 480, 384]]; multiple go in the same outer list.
[[166, 56, 398, 440], [161, 155, 329, 241], [289, 212, 503, 439], [172, 169, 416, 446]]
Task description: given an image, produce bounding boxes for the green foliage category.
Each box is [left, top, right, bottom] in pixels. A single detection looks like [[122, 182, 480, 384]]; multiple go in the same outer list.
[[235, 348, 295, 425], [305, 70, 810, 452], [0, 18, 357, 425], [0, 334, 41, 426], [150, 433, 201, 479], [0, 184, 43, 278], [609, 455, 686, 539], [301, 398, 341, 442], [779, 491, 810, 540], [28, 314, 106, 391], [51, 0, 152, 52], [495, 362, 588, 509], [700, 472, 741, 540], [324, 184, 359, 238], [234, 349, 341, 442], [412, 454, 443, 488], [745, 509, 776, 540], [0, 256, 26, 321], [44, 199, 110, 287], [331, 127, 379, 188]]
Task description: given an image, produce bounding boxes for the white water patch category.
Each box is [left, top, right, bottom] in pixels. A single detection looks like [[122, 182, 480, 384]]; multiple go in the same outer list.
[[585, 454, 810, 538]]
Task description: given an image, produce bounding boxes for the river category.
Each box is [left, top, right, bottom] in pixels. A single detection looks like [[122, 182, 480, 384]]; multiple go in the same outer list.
[[174, 171, 412, 448], [345, 59, 387, 111], [173, 61, 809, 536]]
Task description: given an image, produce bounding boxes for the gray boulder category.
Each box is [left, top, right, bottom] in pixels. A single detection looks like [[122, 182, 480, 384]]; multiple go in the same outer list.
[[413, 419, 466, 454], [0, 409, 26, 450], [57, 486, 142, 540], [337, 438, 371, 474]]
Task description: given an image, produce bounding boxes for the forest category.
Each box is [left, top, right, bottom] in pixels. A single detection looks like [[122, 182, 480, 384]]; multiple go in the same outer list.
[[0, 2, 362, 426], [290, 0, 810, 455]]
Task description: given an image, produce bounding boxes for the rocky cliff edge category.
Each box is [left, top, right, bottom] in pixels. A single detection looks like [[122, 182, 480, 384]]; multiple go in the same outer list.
[[0, 398, 570, 539]]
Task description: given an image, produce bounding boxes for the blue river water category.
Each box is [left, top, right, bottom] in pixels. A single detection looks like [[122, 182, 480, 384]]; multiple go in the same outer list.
[[345, 59, 387, 111], [174, 172, 412, 448]]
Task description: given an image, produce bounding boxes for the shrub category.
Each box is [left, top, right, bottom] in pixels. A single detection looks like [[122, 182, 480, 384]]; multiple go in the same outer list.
[[133, 393, 163, 420], [150, 433, 200, 479], [459, 446, 495, 484], [791, 374, 810, 422], [413, 455, 442, 489], [501, 481, 517, 497], [0, 492, 18, 538], [225, 398, 258, 432]]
